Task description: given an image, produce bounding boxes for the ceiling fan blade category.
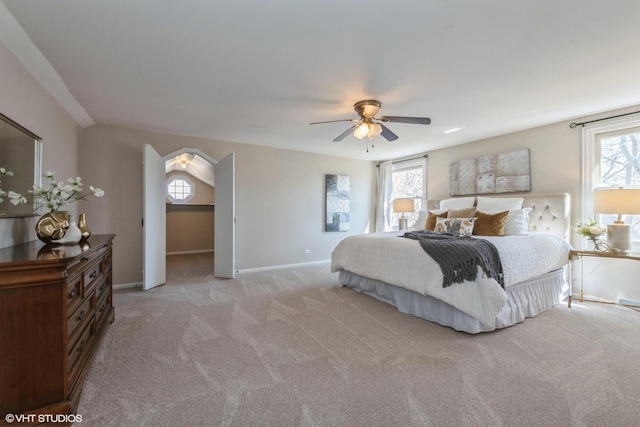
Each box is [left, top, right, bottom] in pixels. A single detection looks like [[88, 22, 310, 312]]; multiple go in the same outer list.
[[310, 119, 358, 125], [333, 126, 356, 142], [379, 116, 431, 125], [380, 124, 399, 141]]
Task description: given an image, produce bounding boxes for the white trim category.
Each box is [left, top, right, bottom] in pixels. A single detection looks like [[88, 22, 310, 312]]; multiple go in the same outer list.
[[237, 260, 330, 274], [113, 282, 142, 290]]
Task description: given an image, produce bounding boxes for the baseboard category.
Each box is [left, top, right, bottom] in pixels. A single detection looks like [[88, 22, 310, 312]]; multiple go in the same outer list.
[[167, 249, 214, 256], [113, 282, 142, 290], [617, 297, 640, 307], [237, 260, 330, 274]]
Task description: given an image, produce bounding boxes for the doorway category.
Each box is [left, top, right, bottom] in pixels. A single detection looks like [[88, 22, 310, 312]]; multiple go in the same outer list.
[[143, 145, 235, 291]]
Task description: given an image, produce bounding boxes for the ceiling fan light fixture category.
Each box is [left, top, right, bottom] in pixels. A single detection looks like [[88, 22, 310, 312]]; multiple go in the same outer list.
[[367, 123, 382, 139], [354, 123, 369, 139]]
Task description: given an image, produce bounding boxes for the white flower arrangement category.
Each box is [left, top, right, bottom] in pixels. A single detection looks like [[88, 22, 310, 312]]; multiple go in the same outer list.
[[572, 219, 606, 240], [1, 170, 104, 213]]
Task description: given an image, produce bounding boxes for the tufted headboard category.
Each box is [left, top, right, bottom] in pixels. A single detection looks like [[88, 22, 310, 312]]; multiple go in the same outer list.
[[426, 193, 571, 240]]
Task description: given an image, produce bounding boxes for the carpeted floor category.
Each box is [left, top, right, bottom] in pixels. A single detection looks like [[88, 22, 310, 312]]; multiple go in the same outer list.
[[76, 256, 640, 426]]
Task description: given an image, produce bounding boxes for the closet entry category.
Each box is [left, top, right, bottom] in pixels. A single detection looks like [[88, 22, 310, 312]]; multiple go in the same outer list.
[[143, 145, 235, 291]]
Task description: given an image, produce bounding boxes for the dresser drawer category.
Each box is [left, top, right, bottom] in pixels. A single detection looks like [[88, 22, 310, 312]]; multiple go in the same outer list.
[[67, 245, 108, 277], [95, 289, 111, 327], [82, 260, 105, 295], [66, 275, 82, 312], [67, 319, 96, 389], [94, 273, 111, 303], [68, 295, 93, 341]]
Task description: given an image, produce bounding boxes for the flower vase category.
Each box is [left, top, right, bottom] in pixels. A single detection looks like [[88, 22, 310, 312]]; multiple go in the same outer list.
[[35, 212, 82, 245], [78, 213, 91, 240]]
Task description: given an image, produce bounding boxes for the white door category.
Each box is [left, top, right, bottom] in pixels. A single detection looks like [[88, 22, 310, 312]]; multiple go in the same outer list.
[[143, 144, 166, 290], [214, 153, 236, 278]]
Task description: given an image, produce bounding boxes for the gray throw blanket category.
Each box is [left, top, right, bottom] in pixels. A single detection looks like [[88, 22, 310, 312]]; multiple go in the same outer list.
[[403, 230, 504, 289]]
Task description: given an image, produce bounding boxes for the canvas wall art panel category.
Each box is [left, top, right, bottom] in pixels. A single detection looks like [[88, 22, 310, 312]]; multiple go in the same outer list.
[[325, 174, 350, 232], [449, 148, 530, 196]]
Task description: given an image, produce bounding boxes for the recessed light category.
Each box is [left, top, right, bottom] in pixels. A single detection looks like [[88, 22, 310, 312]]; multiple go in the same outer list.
[[444, 127, 464, 134]]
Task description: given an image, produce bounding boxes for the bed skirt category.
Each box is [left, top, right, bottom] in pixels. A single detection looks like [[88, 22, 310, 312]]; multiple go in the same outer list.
[[338, 268, 569, 334]]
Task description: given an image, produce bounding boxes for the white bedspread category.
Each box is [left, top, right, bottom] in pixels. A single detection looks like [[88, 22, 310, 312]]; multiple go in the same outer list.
[[331, 232, 572, 326]]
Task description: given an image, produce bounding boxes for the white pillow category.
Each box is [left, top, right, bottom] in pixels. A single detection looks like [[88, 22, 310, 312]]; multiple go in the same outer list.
[[482, 207, 532, 235], [410, 211, 428, 230], [439, 197, 475, 210], [476, 196, 524, 212], [435, 217, 475, 236]]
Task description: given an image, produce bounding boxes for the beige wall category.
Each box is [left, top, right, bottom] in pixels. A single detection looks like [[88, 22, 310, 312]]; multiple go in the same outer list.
[[0, 43, 80, 248], [79, 124, 376, 285]]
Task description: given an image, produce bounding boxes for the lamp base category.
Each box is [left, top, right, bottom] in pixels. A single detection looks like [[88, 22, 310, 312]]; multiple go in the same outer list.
[[398, 218, 408, 231], [607, 223, 631, 253]]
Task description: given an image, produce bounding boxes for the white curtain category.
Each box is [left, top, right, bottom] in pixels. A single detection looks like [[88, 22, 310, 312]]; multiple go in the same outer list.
[[375, 161, 393, 232]]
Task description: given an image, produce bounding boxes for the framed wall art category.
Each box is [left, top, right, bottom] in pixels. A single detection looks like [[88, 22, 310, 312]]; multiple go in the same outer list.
[[325, 174, 350, 232]]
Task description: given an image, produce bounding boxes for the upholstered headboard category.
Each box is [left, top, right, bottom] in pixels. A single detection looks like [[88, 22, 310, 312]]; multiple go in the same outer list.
[[426, 193, 571, 240]]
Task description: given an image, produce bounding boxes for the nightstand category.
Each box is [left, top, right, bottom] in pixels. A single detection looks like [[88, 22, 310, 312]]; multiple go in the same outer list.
[[568, 249, 640, 307]]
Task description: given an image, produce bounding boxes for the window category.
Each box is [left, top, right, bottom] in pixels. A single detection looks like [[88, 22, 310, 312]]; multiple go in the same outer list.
[[376, 157, 426, 231], [582, 116, 640, 246], [166, 176, 194, 203], [596, 126, 640, 242], [390, 160, 425, 227]]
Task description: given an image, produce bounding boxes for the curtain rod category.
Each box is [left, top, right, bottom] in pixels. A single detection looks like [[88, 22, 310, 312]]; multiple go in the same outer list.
[[569, 110, 640, 129], [376, 153, 428, 166]]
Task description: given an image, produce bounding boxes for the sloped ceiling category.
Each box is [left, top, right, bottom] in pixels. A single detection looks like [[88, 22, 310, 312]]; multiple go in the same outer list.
[[2, 0, 640, 161]]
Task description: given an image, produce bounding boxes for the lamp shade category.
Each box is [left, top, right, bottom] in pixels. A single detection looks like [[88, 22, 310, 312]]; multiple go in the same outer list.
[[393, 198, 414, 213], [593, 188, 640, 215]]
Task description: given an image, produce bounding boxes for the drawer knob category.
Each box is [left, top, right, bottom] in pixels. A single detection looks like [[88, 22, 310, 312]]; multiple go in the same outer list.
[[77, 339, 87, 354], [76, 310, 86, 321], [99, 303, 107, 313], [89, 271, 97, 279], [67, 288, 78, 300], [81, 256, 90, 262]]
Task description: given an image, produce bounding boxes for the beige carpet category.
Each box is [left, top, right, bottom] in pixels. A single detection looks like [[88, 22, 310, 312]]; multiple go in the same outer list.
[[77, 258, 640, 426]]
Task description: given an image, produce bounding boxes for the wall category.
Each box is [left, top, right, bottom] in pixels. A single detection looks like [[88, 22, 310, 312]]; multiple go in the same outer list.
[[0, 43, 79, 248], [166, 171, 214, 254], [426, 104, 640, 305], [79, 124, 376, 285]]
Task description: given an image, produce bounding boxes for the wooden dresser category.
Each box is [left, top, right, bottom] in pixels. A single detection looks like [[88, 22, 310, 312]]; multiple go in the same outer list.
[[0, 234, 115, 421]]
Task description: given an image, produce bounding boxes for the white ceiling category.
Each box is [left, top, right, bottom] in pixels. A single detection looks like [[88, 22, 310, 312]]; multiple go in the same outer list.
[[2, 0, 640, 161]]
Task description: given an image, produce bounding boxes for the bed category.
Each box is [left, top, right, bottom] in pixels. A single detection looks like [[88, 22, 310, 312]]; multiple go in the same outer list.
[[331, 193, 573, 333]]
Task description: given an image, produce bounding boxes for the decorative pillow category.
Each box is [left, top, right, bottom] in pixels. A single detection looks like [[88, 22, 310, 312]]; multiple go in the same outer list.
[[483, 207, 532, 235], [476, 196, 524, 212], [435, 217, 475, 236], [447, 207, 477, 218], [504, 207, 533, 235], [410, 211, 428, 230], [425, 210, 448, 231], [473, 211, 509, 236], [439, 196, 475, 210]]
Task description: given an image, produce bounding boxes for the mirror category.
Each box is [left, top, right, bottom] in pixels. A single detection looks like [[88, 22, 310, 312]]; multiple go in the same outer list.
[[0, 112, 42, 217]]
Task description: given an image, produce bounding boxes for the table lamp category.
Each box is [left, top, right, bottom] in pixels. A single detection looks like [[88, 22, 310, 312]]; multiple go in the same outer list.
[[393, 198, 414, 230], [593, 187, 640, 253]]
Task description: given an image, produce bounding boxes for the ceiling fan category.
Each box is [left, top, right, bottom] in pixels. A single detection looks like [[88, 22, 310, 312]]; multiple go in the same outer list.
[[310, 99, 431, 144]]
